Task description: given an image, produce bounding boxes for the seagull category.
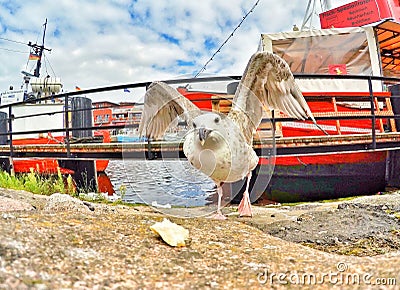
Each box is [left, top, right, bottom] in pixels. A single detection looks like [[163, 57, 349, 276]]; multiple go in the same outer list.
[[139, 51, 325, 219]]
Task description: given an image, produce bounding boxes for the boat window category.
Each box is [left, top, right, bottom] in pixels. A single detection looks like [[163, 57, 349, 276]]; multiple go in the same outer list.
[[271, 31, 371, 76]]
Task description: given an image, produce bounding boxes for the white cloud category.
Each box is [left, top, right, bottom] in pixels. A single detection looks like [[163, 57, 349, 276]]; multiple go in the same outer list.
[[0, 0, 355, 102]]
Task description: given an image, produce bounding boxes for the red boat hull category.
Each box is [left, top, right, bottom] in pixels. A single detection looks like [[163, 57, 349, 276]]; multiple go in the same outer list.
[[13, 159, 74, 175], [12, 159, 109, 175], [95, 159, 109, 172], [230, 151, 387, 203], [11, 133, 109, 175]]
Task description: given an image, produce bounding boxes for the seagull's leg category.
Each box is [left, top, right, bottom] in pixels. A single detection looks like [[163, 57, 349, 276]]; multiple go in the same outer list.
[[208, 183, 227, 220], [238, 172, 253, 217]]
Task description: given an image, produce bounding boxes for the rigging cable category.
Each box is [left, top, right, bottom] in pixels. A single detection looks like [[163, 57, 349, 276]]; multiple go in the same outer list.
[[193, 0, 261, 78], [43, 53, 58, 78], [0, 36, 29, 54], [0, 36, 26, 45], [0, 47, 28, 53]]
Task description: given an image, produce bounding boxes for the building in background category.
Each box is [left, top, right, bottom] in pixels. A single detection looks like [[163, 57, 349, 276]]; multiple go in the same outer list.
[[92, 101, 141, 128]]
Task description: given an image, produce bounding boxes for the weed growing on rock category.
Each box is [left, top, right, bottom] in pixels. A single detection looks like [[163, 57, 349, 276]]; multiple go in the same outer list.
[[0, 168, 76, 196]]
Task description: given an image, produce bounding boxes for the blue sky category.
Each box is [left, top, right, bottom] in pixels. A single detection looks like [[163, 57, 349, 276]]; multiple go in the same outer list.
[[0, 0, 353, 102]]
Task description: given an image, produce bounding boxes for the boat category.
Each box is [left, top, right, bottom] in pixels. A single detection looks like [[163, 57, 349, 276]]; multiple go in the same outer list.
[[0, 20, 109, 183], [178, 18, 400, 203], [112, 134, 146, 143], [252, 17, 400, 203], [110, 128, 147, 143]]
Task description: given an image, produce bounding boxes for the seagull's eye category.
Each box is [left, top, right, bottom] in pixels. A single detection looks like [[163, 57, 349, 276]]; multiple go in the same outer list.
[[192, 122, 197, 128], [214, 117, 220, 124]]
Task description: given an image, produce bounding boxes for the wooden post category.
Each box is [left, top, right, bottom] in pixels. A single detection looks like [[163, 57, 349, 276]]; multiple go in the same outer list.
[[0, 112, 11, 173], [331, 97, 341, 134], [59, 96, 98, 192], [374, 97, 384, 132], [386, 150, 400, 188], [0, 158, 11, 172], [385, 96, 397, 132], [58, 160, 98, 192]]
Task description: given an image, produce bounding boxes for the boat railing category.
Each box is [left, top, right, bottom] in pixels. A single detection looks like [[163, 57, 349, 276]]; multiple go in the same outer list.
[[1, 74, 400, 160]]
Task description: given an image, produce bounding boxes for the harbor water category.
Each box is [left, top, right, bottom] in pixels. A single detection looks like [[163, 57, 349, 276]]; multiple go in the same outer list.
[[105, 159, 217, 207]]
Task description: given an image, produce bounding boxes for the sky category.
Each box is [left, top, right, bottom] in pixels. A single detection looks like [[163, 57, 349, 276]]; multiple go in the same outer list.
[[0, 0, 354, 102]]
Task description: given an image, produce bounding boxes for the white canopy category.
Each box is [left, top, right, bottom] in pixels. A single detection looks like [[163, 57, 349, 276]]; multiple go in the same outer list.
[[259, 24, 387, 92]]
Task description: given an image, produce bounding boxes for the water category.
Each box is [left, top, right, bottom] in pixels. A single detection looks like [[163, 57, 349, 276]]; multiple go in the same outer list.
[[105, 159, 216, 207]]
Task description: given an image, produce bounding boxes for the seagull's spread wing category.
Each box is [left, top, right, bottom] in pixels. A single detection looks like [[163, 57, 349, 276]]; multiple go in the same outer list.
[[229, 51, 317, 143], [139, 82, 201, 139]]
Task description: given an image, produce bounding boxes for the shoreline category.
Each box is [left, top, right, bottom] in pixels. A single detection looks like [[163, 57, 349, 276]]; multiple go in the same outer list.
[[0, 188, 399, 289]]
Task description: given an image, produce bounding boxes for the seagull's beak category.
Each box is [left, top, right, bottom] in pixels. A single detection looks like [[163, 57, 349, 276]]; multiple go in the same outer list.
[[198, 127, 211, 146]]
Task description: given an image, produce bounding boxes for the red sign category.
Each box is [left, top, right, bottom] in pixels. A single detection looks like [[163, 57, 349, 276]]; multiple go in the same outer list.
[[329, 64, 348, 75], [320, 0, 400, 29]]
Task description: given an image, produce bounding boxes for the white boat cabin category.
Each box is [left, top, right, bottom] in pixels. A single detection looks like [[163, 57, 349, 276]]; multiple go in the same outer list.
[[0, 77, 64, 141]]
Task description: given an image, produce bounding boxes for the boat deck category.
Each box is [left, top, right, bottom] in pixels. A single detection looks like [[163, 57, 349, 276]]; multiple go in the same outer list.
[[2, 132, 400, 160]]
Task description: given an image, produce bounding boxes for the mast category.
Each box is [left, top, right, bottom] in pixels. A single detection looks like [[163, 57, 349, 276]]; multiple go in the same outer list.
[[301, 0, 332, 30], [322, 0, 332, 11], [28, 18, 51, 77]]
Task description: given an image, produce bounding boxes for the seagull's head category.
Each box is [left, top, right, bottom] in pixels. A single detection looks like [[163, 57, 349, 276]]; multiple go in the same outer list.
[[192, 112, 225, 146]]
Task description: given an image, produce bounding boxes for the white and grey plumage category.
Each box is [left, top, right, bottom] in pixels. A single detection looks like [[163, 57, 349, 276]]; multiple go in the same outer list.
[[139, 51, 321, 219]]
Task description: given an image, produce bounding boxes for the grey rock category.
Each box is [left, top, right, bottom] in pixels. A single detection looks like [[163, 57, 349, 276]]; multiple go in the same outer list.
[[43, 193, 93, 213]]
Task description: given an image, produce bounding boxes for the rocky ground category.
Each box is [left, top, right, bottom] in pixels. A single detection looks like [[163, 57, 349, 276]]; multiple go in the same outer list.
[[248, 196, 400, 257], [0, 188, 399, 289]]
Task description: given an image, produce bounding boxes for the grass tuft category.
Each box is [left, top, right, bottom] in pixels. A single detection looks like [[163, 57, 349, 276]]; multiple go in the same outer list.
[[0, 168, 76, 196]]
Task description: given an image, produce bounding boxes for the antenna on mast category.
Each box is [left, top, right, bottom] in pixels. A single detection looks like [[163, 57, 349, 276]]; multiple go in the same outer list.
[[28, 19, 52, 77], [301, 0, 332, 30]]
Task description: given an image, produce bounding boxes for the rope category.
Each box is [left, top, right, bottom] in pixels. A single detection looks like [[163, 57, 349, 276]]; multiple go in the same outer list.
[[193, 0, 261, 78], [0, 36, 26, 45], [0, 47, 28, 53]]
